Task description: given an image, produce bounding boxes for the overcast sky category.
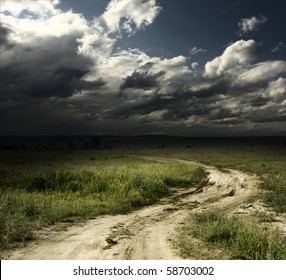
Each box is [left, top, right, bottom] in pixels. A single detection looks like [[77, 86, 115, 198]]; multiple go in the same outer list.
[[1, 0, 285, 136]]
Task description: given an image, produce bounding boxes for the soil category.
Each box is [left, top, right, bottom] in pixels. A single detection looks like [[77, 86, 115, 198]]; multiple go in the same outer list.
[[5, 156, 284, 260]]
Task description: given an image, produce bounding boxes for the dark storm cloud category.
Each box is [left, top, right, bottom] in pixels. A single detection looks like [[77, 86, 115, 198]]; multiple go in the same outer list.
[[0, 33, 105, 101], [186, 76, 230, 98], [107, 73, 225, 120], [1, 0, 285, 136], [110, 52, 284, 124], [249, 96, 271, 107], [120, 70, 165, 90], [213, 118, 244, 125], [105, 94, 169, 119], [209, 108, 241, 120], [104, 60, 285, 128], [83, 112, 99, 121], [248, 111, 286, 123], [106, 82, 216, 122], [0, 24, 12, 46]]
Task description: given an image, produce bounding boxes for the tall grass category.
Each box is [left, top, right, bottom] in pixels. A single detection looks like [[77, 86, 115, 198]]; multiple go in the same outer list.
[[177, 209, 286, 260], [0, 151, 205, 250]]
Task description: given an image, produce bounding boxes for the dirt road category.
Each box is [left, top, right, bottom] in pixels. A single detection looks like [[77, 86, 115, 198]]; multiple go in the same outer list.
[[7, 157, 260, 260]]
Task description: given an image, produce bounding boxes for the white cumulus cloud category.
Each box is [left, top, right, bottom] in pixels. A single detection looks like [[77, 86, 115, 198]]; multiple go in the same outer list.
[[1, 0, 60, 17], [101, 0, 161, 35], [204, 39, 261, 78], [237, 61, 286, 84], [1, 0, 88, 42], [190, 47, 207, 57], [265, 77, 286, 98], [238, 15, 267, 36]]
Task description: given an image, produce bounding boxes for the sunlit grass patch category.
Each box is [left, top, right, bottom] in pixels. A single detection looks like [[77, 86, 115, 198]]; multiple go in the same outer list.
[[0, 152, 206, 250]]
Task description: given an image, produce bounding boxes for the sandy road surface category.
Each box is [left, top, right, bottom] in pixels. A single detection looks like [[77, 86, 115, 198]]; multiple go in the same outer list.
[[7, 157, 260, 260]]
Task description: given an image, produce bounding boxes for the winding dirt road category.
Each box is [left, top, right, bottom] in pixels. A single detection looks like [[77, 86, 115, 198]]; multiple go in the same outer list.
[[7, 157, 260, 260]]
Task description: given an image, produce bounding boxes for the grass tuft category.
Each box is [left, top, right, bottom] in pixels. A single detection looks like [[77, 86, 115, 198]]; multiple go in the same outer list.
[[178, 209, 286, 260]]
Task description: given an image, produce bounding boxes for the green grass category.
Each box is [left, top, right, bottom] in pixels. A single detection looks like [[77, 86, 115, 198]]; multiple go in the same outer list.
[[134, 147, 286, 260], [0, 150, 205, 250], [1, 147, 285, 260], [177, 209, 286, 260], [189, 147, 286, 213], [135, 146, 286, 213]]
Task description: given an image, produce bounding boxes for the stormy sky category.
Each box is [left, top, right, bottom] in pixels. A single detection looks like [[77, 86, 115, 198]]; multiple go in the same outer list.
[[0, 0, 285, 136]]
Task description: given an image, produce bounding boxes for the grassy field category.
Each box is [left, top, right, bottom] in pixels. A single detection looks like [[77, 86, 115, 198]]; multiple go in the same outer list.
[[1, 145, 285, 259], [0, 150, 206, 251], [136, 146, 286, 213], [135, 145, 286, 259], [175, 209, 286, 260]]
